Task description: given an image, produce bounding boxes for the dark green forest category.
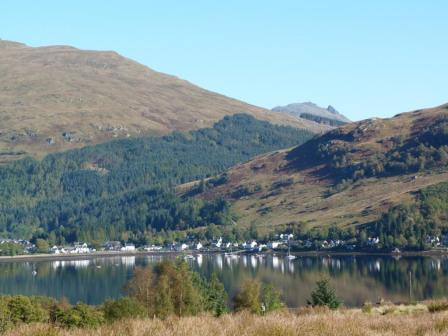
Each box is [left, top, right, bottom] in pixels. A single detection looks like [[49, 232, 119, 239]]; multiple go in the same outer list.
[[363, 181, 448, 249], [0, 114, 313, 243]]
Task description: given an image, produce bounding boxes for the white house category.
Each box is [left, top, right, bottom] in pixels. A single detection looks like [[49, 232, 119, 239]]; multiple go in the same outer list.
[[121, 243, 136, 252], [143, 245, 162, 251], [71, 242, 90, 254], [243, 240, 257, 250], [195, 242, 203, 250], [267, 241, 281, 249], [174, 243, 189, 251], [213, 237, 223, 248], [51, 246, 67, 254], [279, 233, 294, 241]]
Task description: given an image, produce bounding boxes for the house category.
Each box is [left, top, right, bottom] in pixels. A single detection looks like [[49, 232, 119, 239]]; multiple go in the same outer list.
[[213, 237, 223, 249], [195, 242, 203, 250], [267, 241, 281, 249], [242, 241, 258, 250], [426, 236, 441, 247], [143, 245, 163, 251], [71, 242, 90, 254], [121, 243, 136, 252], [50, 246, 67, 254], [173, 243, 188, 251], [279, 233, 294, 241], [103, 241, 122, 251], [367, 237, 380, 246]]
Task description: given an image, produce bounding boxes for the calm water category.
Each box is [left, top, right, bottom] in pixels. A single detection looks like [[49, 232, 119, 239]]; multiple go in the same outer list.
[[0, 254, 447, 307]]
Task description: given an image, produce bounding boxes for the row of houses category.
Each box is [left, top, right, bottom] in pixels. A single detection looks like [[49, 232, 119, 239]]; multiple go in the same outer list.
[[51, 241, 137, 254]]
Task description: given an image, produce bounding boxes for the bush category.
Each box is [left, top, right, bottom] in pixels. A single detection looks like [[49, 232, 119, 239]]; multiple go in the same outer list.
[[233, 279, 262, 314], [54, 303, 104, 329], [427, 300, 448, 313], [307, 279, 341, 309], [6, 295, 47, 324], [233, 280, 284, 315], [103, 297, 146, 321], [261, 284, 284, 313]]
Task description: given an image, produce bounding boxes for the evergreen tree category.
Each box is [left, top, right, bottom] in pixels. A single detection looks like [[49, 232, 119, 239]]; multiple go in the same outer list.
[[308, 278, 341, 309]]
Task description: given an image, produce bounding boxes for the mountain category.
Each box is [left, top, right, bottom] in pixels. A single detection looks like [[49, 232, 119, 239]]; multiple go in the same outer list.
[[272, 102, 350, 126], [193, 104, 448, 240], [0, 40, 327, 162], [0, 114, 314, 240]]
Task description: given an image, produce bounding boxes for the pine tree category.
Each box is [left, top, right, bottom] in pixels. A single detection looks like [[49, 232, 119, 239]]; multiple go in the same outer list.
[[207, 273, 228, 316], [308, 278, 341, 309]]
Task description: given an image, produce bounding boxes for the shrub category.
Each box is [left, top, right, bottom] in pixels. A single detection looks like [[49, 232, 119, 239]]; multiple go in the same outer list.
[[427, 300, 448, 313], [6, 295, 47, 324], [233, 279, 262, 314], [261, 284, 284, 313], [54, 303, 104, 329], [103, 297, 146, 321]]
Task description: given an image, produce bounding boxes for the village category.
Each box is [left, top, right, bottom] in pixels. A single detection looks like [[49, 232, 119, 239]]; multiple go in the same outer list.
[[1, 233, 448, 257]]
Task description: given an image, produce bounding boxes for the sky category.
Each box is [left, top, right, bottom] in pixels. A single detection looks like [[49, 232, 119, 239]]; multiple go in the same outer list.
[[1, 1, 447, 121]]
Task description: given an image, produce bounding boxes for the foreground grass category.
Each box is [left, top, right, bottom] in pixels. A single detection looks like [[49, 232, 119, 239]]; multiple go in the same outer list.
[[6, 307, 448, 336]]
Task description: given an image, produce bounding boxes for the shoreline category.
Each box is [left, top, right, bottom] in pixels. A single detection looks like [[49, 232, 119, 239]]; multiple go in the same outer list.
[[0, 248, 447, 263]]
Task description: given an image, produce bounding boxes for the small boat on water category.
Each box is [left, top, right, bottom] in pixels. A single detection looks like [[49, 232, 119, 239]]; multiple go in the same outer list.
[[285, 241, 296, 260], [184, 255, 195, 260]]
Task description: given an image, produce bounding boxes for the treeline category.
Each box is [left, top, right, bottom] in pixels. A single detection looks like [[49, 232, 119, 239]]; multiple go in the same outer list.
[[0, 114, 314, 242], [362, 181, 448, 249], [0, 260, 340, 332]]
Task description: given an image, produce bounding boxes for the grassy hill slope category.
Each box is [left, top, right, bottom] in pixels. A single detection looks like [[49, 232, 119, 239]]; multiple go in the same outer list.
[[193, 104, 448, 235], [0, 40, 326, 162]]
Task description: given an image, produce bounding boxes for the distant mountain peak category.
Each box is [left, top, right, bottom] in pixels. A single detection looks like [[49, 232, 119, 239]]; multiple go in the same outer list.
[[272, 102, 350, 125], [327, 105, 338, 114]]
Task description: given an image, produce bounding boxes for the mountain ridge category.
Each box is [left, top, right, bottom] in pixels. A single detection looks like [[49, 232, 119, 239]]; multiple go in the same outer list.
[[0, 40, 328, 162]]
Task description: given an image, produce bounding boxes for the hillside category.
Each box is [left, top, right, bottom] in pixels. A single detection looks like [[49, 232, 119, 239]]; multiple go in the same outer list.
[[194, 104, 448, 236], [0, 40, 326, 162], [0, 114, 314, 241], [272, 102, 350, 126]]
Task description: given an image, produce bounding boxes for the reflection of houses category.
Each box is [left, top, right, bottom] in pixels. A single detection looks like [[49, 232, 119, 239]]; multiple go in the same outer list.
[[121, 256, 136, 266]]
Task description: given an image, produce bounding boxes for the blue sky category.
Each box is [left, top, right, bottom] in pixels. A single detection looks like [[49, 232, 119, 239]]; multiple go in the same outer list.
[[1, 1, 447, 120]]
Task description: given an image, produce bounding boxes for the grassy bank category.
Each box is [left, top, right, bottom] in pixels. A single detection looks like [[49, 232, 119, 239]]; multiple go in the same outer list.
[[5, 307, 448, 336]]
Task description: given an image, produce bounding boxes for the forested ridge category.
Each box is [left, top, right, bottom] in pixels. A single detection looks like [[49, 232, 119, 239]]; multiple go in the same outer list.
[[365, 181, 448, 249], [0, 114, 313, 243]]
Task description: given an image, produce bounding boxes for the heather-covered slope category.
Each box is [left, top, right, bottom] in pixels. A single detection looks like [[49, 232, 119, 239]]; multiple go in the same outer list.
[[193, 104, 448, 235]]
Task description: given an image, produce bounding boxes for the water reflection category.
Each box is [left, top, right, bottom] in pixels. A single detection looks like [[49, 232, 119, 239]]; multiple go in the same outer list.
[[0, 254, 448, 306]]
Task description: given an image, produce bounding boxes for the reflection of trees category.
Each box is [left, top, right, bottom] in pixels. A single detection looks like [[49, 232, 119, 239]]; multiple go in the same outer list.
[[0, 255, 448, 307], [191, 255, 448, 307]]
